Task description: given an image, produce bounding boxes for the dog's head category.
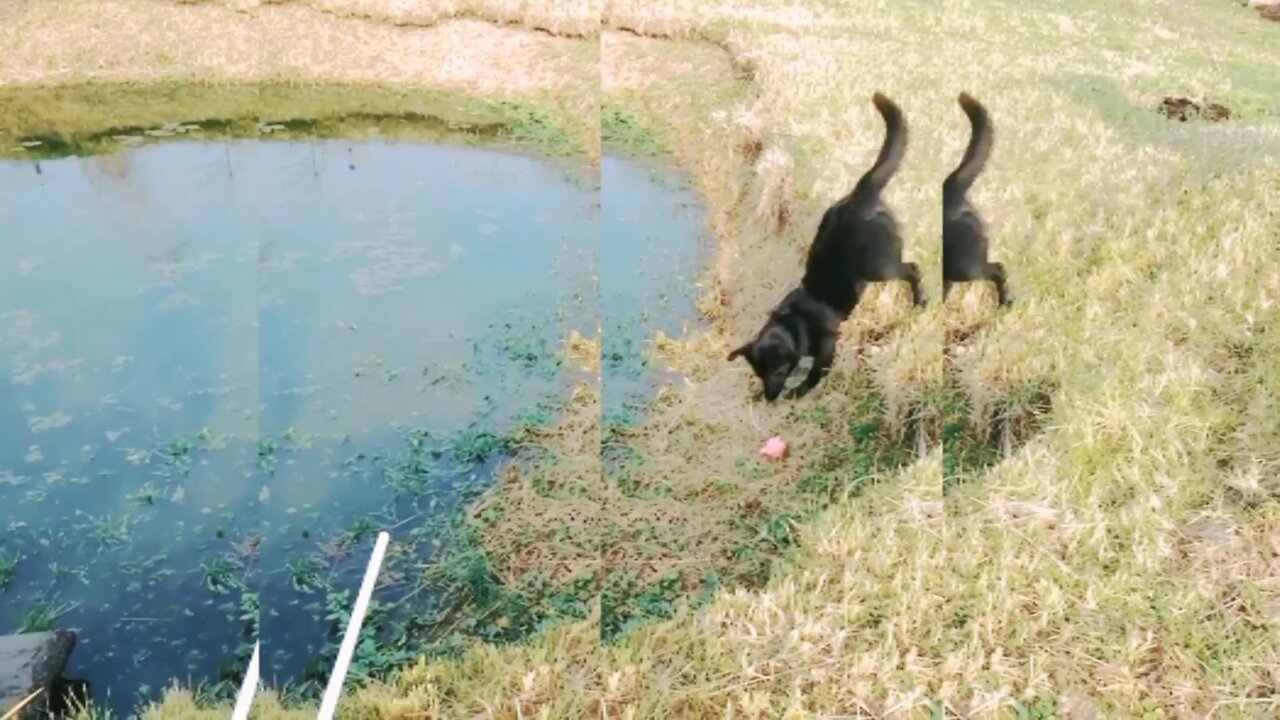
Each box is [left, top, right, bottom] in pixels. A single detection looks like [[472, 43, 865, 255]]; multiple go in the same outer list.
[[727, 325, 800, 402]]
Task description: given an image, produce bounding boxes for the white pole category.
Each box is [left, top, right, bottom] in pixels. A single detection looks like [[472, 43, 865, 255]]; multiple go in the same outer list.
[[317, 531, 391, 720], [230, 642, 260, 720]]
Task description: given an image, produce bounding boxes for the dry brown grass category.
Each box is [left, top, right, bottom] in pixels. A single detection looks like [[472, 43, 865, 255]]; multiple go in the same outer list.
[[6, 0, 1280, 717]]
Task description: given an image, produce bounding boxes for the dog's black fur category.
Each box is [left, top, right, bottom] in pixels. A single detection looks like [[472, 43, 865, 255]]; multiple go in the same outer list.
[[942, 93, 1011, 306], [728, 93, 924, 402]]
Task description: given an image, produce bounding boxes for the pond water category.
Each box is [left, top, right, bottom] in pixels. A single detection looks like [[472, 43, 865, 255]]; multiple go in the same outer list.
[[600, 156, 708, 422], [0, 140, 706, 713]]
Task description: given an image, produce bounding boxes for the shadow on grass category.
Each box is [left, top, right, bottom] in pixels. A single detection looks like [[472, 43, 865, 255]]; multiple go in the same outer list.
[[942, 338, 1055, 495]]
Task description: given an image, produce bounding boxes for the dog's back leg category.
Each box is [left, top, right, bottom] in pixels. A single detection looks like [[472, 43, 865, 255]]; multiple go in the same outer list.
[[896, 261, 927, 307], [862, 261, 927, 308], [985, 261, 1012, 306]]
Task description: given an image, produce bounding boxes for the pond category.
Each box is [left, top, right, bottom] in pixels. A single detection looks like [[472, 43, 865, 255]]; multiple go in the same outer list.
[[600, 155, 708, 422], [0, 139, 708, 713]]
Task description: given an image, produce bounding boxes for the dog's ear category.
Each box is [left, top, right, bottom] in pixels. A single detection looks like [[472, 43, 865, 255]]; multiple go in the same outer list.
[[727, 341, 753, 362]]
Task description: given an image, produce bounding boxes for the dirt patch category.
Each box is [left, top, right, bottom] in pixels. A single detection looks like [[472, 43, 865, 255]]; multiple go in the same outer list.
[[1158, 95, 1233, 122]]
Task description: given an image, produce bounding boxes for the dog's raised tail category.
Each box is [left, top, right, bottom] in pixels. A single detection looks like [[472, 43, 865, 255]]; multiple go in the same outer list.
[[857, 92, 907, 192], [945, 92, 992, 193]]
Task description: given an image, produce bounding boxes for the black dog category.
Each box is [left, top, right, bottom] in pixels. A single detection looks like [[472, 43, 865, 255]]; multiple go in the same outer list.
[[943, 93, 1011, 306], [729, 93, 924, 402]]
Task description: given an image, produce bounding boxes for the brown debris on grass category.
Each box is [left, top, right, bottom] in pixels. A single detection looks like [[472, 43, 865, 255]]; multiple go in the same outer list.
[[1241, 0, 1280, 22], [1158, 95, 1233, 122]]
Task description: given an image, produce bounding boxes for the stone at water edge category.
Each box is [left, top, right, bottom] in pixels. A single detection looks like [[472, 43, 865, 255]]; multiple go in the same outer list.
[[0, 631, 76, 719]]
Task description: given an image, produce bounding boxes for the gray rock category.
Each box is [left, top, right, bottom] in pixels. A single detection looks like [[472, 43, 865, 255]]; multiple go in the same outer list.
[[0, 631, 77, 719]]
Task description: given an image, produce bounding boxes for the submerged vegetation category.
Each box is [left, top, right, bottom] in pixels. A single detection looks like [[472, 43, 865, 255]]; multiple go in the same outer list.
[[0, 550, 19, 591]]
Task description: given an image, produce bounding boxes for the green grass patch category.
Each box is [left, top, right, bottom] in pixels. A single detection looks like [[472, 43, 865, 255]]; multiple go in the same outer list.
[[0, 83, 587, 161], [603, 106, 664, 156], [942, 368, 1055, 494], [18, 595, 80, 633]]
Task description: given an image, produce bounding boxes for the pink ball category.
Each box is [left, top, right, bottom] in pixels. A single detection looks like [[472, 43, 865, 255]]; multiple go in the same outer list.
[[759, 436, 788, 459]]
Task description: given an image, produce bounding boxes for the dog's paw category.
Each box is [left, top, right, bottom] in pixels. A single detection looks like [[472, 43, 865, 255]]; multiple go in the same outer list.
[[784, 386, 812, 401]]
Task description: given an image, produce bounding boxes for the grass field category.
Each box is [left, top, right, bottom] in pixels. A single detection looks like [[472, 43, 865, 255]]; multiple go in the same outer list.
[[3, 0, 1279, 717]]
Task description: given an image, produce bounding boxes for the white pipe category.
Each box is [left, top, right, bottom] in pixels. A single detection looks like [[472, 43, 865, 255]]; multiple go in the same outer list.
[[317, 531, 391, 720], [230, 642, 260, 720]]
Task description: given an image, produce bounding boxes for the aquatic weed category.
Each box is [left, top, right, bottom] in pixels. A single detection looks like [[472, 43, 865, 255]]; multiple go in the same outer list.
[[490, 319, 559, 375], [119, 553, 170, 580], [200, 556, 243, 595], [48, 562, 86, 585], [161, 437, 193, 478], [286, 557, 328, 594], [195, 426, 229, 451], [19, 595, 80, 632], [257, 437, 278, 477], [308, 590, 415, 687], [448, 428, 509, 467], [0, 550, 19, 591], [75, 512, 140, 550], [128, 482, 160, 506]]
